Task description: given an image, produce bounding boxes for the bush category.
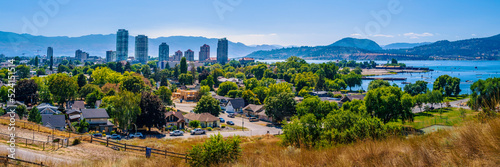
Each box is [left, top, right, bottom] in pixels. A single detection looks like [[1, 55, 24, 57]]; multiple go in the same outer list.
[[187, 133, 241, 166], [333, 94, 342, 98], [207, 127, 213, 131], [221, 125, 226, 128], [72, 138, 81, 145], [189, 120, 200, 128], [111, 131, 116, 135]]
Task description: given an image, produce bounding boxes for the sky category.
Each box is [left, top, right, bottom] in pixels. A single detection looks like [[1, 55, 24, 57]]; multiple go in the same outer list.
[[1, 0, 499, 46]]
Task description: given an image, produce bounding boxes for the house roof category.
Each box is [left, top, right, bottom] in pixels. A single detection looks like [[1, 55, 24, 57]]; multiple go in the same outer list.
[[243, 104, 265, 113], [68, 114, 81, 120], [66, 109, 81, 115], [165, 111, 185, 122], [228, 98, 245, 109], [71, 101, 85, 110], [41, 114, 66, 128], [81, 109, 109, 119], [183, 113, 218, 122], [213, 95, 233, 101], [37, 103, 61, 114]]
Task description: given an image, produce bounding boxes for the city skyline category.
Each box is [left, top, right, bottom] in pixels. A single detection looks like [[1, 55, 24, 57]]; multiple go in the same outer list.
[[1, 1, 499, 46]]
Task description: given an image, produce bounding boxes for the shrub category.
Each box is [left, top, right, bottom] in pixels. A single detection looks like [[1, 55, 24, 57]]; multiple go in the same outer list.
[[189, 120, 200, 128], [72, 138, 81, 145], [187, 133, 241, 166], [333, 94, 342, 98], [221, 125, 226, 128], [207, 127, 212, 131], [111, 130, 116, 135]]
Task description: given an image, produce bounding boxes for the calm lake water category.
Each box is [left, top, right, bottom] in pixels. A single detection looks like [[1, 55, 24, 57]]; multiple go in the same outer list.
[[257, 60, 500, 94]]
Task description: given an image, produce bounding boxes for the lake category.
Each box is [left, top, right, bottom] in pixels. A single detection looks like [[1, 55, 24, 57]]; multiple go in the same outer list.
[[257, 60, 500, 94]]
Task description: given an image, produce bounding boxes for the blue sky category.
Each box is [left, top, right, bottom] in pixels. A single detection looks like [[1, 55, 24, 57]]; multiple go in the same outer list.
[[1, 0, 499, 46]]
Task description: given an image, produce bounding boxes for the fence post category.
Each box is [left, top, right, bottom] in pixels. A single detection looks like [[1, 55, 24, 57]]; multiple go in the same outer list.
[[106, 137, 109, 147], [165, 149, 167, 158], [185, 155, 188, 163], [124, 143, 126, 151], [43, 143, 45, 151], [5, 155, 8, 166], [90, 135, 93, 143]]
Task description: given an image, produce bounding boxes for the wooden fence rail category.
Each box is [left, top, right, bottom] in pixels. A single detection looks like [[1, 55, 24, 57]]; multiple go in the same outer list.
[[0, 155, 46, 166]]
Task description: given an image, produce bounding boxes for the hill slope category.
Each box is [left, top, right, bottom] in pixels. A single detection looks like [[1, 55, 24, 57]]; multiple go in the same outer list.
[[329, 37, 382, 50], [0, 31, 279, 58], [382, 42, 432, 50]]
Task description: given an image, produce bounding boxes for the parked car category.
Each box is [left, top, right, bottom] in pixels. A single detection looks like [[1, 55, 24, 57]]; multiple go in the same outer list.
[[249, 117, 259, 122], [219, 117, 225, 123], [228, 113, 235, 118], [226, 121, 235, 125], [169, 130, 184, 136], [92, 133, 102, 137], [190, 128, 206, 135], [107, 134, 121, 140], [128, 132, 143, 138]]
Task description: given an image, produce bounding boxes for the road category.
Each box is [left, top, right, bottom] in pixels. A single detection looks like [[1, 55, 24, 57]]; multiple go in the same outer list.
[[412, 98, 470, 113]]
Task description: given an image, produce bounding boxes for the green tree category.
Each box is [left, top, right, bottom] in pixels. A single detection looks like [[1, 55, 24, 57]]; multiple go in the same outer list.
[[200, 75, 215, 90], [252, 64, 267, 80], [120, 75, 146, 93], [193, 95, 221, 117], [404, 80, 428, 96], [14, 79, 38, 105], [0, 86, 9, 103], [469, 78, 500, 111], [252, 86, 268, 103], [197, 85, 211, 100], [15, 105, 28, 120], [264, 92, 296, 123], [108, 91, 141, 131], [187, 133, 241, 167], [16, 65, 30, 79], [217, 81, 238, 96], [368, 79, 390, 91], [242, 89, 260, 105], [49, 55, 53, 71], [342, 72, 362, 91], [28, 107, 42, 124], [180, 57, 187, 74], [178, 73, 193, 85], [433, 75, 461, 96], [136, 92, 166, 131], [365, 86, 414, 123], [226, 90, 242, 98], [77, 73, 87, 89], [296, 96, 339, 119], [189, 120, 200, 128], [141, 65, 152, 78], [267, 82, 293, 97], [156, 86, 173, 105], [48, 74, 78, 107], [85, 90, 104, 107], [34, 56, 39, 67], [243, 78, 260, 90], [79, 84, 101, 99]]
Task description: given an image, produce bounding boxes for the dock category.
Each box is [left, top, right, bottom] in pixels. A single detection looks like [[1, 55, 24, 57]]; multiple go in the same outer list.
[[362, 77, 407, 81]]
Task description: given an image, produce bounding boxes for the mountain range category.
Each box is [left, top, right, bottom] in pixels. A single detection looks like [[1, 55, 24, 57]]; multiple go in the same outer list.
[[246, 34, 500, 60], [381, 42, 432, 50], [0, 31, 280, 59]]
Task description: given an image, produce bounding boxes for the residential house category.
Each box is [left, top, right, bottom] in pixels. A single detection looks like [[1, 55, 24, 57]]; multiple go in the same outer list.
[[37, 103, 60, 115], [68, 101, 85, 110], [172, 89, 199, 101], [81, 109, 114, 133], [183, 113, 220, 128], [41, 114, 66, 130], [239, 57, 255, 64], [226, 98, 245, 113], [341, 94, 366, 102], [165, 111, 185, 129], [309, 91, 330, 97], [242, 104, 265, 116], [213, 95, 233, 110], [66, 109, 81, 122], [217, 77, 242, 85]]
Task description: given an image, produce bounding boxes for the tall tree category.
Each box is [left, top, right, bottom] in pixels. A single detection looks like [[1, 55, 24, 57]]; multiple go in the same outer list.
[[342, 72, 362, 91], [217, 81, 238, 96], [120, 75, 146, 93], [15, 105, 28, 120], [16, 65, 30, 79], [136, 92, 166, 131], [264, 92, 296, 123], [34, 56, 39, 67], [14, 79, 38, 105], [365, 86, 414, 124], [49, 55, 53, 71], [28, 107, 42, 124], [368, 80, 390, 91], [155, 86, 173, 105], [48, 74, 78, 107], [108, 91, 141, 131], [193, 95, 221, 117], [180, 57, 187, 74], [77, 73, 87, 90]]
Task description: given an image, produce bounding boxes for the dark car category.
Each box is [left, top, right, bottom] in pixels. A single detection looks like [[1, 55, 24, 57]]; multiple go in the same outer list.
[[228, 113, 235, 118], [226, 121, 235, 125], [219, 117, 225, 123], [92, 133, 102, 137]]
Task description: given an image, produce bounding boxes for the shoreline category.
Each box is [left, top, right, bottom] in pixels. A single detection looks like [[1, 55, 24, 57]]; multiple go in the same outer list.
[[361, 68, 428, 76]]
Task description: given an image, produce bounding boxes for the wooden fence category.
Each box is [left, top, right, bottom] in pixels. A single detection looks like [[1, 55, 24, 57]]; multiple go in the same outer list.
[[0, 155, 46, 166], [86, 136, 191, 162], [0, 132, 63, 151]]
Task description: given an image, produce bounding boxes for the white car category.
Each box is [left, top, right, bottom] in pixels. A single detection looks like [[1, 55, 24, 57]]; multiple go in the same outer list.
[[190, 128, 206, 135], [128, 132, 143, 138], [169, 130, 184, 136], [107, 134, 121, 140]]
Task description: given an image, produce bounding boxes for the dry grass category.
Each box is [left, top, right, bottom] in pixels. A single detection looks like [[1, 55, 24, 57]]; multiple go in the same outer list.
[[0, 117, 74, 138]]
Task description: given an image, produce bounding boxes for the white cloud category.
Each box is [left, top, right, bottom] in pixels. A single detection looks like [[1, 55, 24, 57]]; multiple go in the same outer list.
[[403, 32, 434, 39], [471, 34, 477, 36], [350, 33, 363, 38]]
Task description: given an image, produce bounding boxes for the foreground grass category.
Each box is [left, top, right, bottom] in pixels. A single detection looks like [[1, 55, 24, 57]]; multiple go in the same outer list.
[[55, 116, 500, 167]]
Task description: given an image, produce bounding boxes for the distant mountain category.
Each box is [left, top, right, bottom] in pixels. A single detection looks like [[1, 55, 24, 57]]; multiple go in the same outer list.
[[388, 34, 500, 60], [382, 42, 432, 50], [0, 31, 280, 59], [247, 34, 500, 60], [329, 37, 382, 50]]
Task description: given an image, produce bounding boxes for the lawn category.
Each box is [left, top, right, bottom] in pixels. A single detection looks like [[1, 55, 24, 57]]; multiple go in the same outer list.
[[445, 94, 469, 101], [389, 107, 478, 129]]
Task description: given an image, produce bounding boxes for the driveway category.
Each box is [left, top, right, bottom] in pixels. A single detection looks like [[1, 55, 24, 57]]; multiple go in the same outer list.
[[173, 102, 197, 112]]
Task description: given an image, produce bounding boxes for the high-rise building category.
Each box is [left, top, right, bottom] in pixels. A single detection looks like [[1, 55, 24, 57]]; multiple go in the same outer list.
[[174, 50, 183, 61], [159, 43, 169, 62], [199, 44, 210, 61], [135, 35, 148, 64], [47, 47, 53, 59], [185, 49, 194, 61], [75, 49, 83, 61], [106, 50, 116, 62], [217, 38, 228, 65], [116, 29, 129, 61]]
